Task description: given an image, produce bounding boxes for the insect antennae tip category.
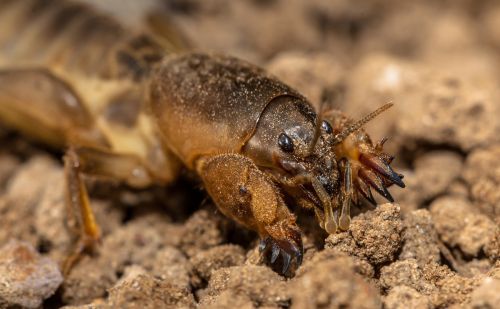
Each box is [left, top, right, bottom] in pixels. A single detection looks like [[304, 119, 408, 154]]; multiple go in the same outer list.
[[332, 103, 394, 145]]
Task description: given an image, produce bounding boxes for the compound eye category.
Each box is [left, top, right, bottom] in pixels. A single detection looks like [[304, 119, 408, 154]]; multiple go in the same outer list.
[[278, 133, 294, 153], [321, 120, 333, 134]]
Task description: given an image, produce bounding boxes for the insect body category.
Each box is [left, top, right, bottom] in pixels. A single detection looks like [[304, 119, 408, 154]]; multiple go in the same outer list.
[[0, 0, 404, 274]]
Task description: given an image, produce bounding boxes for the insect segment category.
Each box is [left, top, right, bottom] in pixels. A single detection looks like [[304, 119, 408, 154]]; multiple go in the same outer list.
[[0, 0, 404, 275]]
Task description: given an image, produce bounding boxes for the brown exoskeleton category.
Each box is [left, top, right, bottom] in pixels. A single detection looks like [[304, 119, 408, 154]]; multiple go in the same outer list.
[[0, 0, 404, 275]]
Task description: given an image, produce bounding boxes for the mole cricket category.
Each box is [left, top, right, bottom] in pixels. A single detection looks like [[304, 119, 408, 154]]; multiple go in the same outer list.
[[0, 0, 404, 274]]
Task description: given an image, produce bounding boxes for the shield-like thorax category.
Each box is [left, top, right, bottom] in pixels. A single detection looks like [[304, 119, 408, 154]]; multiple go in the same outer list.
[[149, 53, 304, 168]]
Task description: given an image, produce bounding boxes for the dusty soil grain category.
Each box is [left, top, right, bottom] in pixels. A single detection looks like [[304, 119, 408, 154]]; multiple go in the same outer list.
[[1, 0, 499, 308]]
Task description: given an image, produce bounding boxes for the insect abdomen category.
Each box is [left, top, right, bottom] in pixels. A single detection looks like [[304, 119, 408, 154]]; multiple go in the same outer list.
[[0, 0, 164, 80]]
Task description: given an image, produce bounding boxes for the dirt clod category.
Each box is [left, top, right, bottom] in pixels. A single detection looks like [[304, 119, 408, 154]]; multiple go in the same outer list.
[[380, 259, 436, 295], [61, 256, 118, 305], [298, 248, 375, 279], [0, 240, 63, 308], [399, 209, 441, 265], [107, 272, 196, 308], [290, 256, 382, 309], [396, 152, 463, 211], [0, 156, 62, 246], [395, 72, 500, 151], [190, 244, 246, 285], [430, 196, 496, 257], [384, 286, 431, 309], [199, 265, 289, 307], [463, 145, 500, 218], [152, 246, 191, 290], [469, 277, 500, 309], [179, 209, 228, 257], [325, 203, 404, 265], [422, 263, 482, 308]]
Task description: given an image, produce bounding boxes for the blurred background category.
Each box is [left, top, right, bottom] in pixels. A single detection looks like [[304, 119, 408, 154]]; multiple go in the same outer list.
[[85, 0, 500, 65]]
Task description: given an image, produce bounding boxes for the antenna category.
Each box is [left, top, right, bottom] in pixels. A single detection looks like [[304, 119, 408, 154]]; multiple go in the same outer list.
[[332, 103, 394, 145]]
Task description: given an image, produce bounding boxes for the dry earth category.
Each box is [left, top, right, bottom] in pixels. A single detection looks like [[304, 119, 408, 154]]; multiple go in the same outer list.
[[1, 0, 499, 308]]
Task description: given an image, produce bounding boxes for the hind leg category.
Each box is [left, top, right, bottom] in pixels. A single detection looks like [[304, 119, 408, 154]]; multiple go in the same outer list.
[[62, 146, 169, 274], [63, 148, 101, 275], [0, 68, 105, 147]]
